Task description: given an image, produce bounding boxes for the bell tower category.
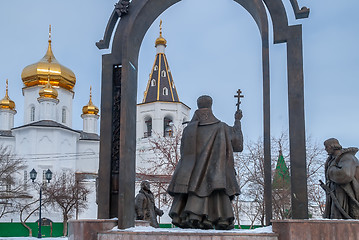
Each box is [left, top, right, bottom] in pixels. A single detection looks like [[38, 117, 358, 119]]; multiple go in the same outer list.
[[136, 21, 190, 139]]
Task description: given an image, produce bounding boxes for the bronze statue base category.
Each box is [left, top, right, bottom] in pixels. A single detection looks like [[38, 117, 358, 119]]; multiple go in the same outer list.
[[97, 229, 277, 240], [68, 219, 117, 240], [272, 219, 359, 240]]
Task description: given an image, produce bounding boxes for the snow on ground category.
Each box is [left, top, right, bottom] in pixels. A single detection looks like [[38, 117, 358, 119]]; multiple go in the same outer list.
[[113, 225, 273, 234], [0, 238, 68, 240], [0, 226, 273, 239]]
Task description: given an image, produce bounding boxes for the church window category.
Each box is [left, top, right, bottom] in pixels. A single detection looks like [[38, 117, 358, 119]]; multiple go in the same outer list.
[[163, 87, 168, 96], [154, 65, 158, 71], [23, 170, 28, 191], [151, 79, 156, 87], [6, 183, 11, 192], [42, 170, 47, 184], [5, 176, 11, 192], [30, 107, 35, 122], [144, 118, 152, 138], [62, 108, 66, 124], [62, 172, 66, 186], [164, 117, 173, 137], [161, 70, 166, 77]]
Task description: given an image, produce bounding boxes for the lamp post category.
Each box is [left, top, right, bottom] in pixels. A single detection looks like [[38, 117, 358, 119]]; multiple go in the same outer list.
[[30, 168, 52, 238]]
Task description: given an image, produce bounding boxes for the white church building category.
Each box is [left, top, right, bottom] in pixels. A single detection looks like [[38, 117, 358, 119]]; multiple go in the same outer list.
[[0, 24, 190, 225], [0, 27, 100, 222]]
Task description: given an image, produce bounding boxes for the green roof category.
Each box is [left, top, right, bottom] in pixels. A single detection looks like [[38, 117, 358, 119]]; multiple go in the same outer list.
[[272, 150, 290, 189]]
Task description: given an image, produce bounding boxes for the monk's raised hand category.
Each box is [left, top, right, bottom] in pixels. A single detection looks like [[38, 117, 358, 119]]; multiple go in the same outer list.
[[235, 110, 243, 120]]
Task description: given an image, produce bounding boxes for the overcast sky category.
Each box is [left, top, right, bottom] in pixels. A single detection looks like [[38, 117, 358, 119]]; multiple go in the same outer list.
[[0, 0, 358, 149]]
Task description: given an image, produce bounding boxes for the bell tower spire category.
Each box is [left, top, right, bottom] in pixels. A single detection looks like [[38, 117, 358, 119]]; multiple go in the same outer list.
[[142, 20, 179, 104]]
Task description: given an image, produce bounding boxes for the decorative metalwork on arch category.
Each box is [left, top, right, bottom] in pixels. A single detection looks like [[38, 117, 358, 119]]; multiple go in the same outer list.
[[97, 0, 309, 229]]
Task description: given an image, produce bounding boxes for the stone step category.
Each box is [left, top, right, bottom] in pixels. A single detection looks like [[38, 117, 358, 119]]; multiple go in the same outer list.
[[98, 227, 278, 240]]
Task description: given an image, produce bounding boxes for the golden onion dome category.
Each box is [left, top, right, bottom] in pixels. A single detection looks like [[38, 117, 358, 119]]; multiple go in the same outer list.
[[21, 26, 76, 91], [82, 86, 99, 115], [39, 74, 58, 99], [0, 79, 15, 110], [155, 20, 167, 47]]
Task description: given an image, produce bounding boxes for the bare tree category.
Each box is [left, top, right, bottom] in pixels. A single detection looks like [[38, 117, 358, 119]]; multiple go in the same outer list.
[[138, 126, 182, 175], [19, 196, 50, 237], [234, 139, 266, 227], [137, 126, 183, 213], [0, 145, 28, 219], [305, 136, 326, 217], [234, 132, 326, 225], [43, 171, 90, 236]]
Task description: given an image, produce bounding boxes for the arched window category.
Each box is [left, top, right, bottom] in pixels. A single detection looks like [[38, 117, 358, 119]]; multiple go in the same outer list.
[[161, 70, 166, 77], [164, 117, 173, 137], [30, 107, 35, 122], [163, 87, 168, 96], [62, 108, 66, 124], [23, 170, 27, 191], [151, 79, 156, 87], [154, 65, 158, 71], [5, 176, 11, 192], [144, 117, 152, 138]]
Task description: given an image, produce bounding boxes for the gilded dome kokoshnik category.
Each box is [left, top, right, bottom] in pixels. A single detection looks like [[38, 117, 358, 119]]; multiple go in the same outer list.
[[21, 26, 76, 91], [38, 72, 58, 100], [82, 86, 99, 115], [0, 79, 16, 110]]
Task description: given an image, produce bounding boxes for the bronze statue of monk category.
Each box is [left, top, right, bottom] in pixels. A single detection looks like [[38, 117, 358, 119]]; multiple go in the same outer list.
[[167, 95, 243, 230]]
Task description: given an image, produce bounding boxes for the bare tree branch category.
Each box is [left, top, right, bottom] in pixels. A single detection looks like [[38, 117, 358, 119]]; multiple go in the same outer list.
[[0, 145, 28, 219], [43, 171, 90, 236]]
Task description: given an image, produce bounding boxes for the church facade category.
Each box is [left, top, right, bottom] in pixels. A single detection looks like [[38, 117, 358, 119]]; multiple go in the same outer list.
[[0, 27, 99, 222], [0, 23, 190, 225]]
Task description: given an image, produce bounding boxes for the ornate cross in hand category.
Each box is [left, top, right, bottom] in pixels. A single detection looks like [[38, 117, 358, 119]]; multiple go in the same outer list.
[[234, 89, 244, 111]]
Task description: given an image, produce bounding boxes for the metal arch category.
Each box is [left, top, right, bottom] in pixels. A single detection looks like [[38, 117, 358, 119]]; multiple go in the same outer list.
[[262, 0, 309, 220], [289, 0, 310, 19], [96, 0, 131, 50], [234, 0, 269, 38], [96, 10, 118, 50], [111, 0, 181, 58], [233, 0, 273, 226], [262, 0, 289, 43], [262, 0, 309, 43], [97, 0, 309, 229], [96, 0, 310, 50]]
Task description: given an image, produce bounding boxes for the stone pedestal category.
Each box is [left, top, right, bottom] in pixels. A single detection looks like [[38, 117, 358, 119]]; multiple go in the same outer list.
[[98, 228, 278, 240], [68, 219, 117, 240], [272, 219, 359, 240], [135, 220, 150, 227]]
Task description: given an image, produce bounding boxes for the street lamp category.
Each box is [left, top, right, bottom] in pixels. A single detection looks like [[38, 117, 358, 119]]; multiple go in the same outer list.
[[30, 168, 52, 238]]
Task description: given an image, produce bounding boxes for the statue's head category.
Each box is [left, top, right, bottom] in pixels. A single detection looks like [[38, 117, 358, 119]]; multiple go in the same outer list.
[[141, 180, 151, 191], [197, 95, 213, 109], [324, 138, 342, 154]]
